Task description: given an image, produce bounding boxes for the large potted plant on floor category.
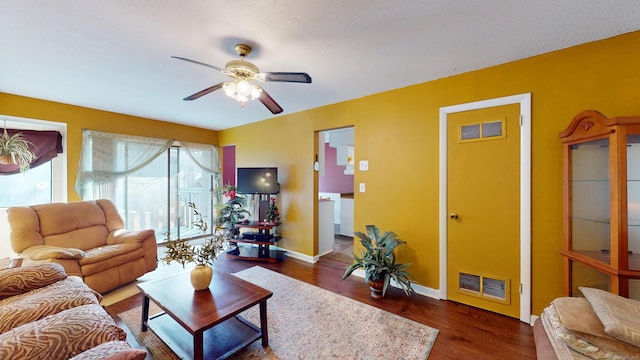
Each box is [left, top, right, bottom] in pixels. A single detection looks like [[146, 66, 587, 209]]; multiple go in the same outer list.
[[342, 224, 415, 298], [215, 185, 250, 237], [162, 202, 227, 290]]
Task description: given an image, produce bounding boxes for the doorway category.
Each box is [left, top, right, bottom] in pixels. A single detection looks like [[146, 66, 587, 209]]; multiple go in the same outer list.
[[439, 93, 531, 323], [316, 127, 355, 266]]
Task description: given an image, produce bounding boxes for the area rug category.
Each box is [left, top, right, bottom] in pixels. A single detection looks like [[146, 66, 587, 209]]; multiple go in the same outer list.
[[118, 266, 438, 359]]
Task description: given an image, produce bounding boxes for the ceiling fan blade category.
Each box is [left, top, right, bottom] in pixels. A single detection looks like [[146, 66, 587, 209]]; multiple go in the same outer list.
[[259, 88, 284, 114], [171, 56, 230, 74], [183, 82, 224, 101], [258, 72, 312, 83]]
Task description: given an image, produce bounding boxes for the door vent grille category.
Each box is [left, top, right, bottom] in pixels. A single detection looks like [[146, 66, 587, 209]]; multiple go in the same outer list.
[[459, 120, 505, 143], [483, 277, 507, 300], [458, 271, 510, 304], [459, 272, 481, 294]]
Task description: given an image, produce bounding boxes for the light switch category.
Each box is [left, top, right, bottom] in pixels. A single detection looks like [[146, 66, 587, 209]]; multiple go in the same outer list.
[[359, 160, 369, 171], [359, 183, 366, 193]]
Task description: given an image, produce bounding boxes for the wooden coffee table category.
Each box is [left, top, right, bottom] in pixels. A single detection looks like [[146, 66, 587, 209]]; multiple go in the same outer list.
[[137, 270, 273, 360]]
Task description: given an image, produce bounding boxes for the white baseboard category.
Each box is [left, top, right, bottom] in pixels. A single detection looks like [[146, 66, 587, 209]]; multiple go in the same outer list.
[[529, 314, 539, 326], [349, 269, 440, 300], [278, 247, 441, 300], [277, 247, 317, 263], [280, 247, 541, 325]]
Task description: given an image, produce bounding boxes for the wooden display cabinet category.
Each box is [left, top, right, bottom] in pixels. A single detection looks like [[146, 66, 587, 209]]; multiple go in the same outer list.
[[560, 110, 640, 299]]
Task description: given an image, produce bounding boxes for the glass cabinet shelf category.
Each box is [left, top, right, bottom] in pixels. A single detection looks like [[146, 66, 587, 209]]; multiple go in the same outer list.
[[571, 216, 610, 225], [570, 216, 640, 227], [561, 110, 640, 299]]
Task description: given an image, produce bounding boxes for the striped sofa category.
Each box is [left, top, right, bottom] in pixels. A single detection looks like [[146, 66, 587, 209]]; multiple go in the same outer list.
[[0, 263, 146, 359], [534, 287, 640, 359]]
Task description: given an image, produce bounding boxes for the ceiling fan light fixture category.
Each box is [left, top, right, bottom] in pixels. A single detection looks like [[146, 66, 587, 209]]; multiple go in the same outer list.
[[222, 81, 236, 96], [236, 79, 251, 96], [250, 86, 262, 99], [222, 79, 262, 104]]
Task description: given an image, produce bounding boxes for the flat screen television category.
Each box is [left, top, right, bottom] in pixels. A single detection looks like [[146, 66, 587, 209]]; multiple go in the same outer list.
[[236, 167, 279, 194]]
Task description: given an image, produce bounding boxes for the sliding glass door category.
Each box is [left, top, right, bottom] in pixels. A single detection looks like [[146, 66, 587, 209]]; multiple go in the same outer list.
[[76, 130, 220, 244], [169, 146, 214, 241], [110, 146, 215, 243]]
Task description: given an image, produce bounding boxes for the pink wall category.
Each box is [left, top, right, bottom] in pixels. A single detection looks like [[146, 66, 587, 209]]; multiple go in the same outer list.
[[222, 145, 236, 186], [319, 143, 354, 193]]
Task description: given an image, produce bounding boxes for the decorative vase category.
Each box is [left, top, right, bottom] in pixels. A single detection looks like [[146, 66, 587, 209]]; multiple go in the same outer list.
[[190, 265, 213, 291], [368, 278, 385, 299]]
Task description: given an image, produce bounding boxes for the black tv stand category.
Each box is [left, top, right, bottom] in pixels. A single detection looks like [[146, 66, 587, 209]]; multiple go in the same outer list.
[[226, 222, 285, 262]]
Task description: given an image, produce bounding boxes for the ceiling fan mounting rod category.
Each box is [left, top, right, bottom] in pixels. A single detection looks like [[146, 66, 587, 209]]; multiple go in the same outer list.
[[235, 44, 252, 58], [225, 44, 259, 79]]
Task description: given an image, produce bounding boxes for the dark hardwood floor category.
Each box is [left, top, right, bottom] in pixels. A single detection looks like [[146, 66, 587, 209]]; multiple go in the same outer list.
[[105, 255, 536, 359]]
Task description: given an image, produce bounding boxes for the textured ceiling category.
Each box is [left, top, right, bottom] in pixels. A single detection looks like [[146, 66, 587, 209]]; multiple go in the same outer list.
[[2, 1, 640, 130]]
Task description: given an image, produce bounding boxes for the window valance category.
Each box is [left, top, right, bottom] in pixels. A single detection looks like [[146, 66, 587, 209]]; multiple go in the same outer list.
[[0, 129, 63, 175], [74, 129, 221, 198]]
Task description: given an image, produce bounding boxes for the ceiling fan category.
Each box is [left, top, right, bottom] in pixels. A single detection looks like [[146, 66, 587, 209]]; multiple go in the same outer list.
[[173, 44, 312, 114]]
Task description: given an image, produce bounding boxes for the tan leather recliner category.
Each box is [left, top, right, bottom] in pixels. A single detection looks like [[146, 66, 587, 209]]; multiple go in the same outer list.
[[7, 199, 157, 294]]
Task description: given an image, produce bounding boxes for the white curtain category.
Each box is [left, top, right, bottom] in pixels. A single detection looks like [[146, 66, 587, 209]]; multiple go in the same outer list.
[[75, 130, 221, 199], [246, 194, 260, 222], [177, 140, 223, 193]]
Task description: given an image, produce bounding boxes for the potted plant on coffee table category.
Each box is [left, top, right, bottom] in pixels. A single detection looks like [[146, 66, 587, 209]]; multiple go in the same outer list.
[[162, 202, 227, 290], [0, 128, 37, 172], [342, 224, 415, 298]]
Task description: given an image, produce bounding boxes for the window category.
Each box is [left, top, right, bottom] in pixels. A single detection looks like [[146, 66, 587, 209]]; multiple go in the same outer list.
[[0, 116, 66, 207], [76, 130, 221, 243], [0, 161, 52, 207], [0, 116, 66, 258]]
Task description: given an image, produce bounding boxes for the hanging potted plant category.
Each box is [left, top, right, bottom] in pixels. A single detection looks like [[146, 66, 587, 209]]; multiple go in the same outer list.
[[162, 202, 228, 290], [342, 224, 415, 298], [0, 128, 37, 172]]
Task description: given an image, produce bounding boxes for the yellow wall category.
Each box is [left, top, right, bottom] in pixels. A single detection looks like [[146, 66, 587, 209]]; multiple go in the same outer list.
[[0, 93, 218, 201], [3, 31, 640, 314], [219, 30, 640, 314]]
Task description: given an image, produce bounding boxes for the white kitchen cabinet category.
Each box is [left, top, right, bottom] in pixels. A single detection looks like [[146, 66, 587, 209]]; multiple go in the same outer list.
[[318, 199, 335, 256], [340, 197, 354, 236]]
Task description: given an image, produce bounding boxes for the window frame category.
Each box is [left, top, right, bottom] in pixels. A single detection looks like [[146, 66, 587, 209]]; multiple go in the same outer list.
[[0, 115, 66, 258], [0, 115, 67, 206]]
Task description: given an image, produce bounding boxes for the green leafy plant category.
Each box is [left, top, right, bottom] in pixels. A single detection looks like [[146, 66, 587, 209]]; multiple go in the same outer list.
[[215, 185, 250, 230], [265, 197, 280, 222], [162, 202, 227, 268], [0, 129, 37, 172], [342, 224, 415, 296]]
